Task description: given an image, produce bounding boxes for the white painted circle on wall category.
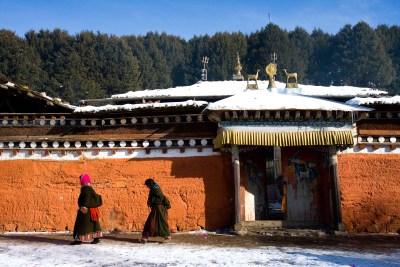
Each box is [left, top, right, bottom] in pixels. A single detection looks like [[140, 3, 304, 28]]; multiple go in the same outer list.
[[166, 140, 172, 147], [189, 139, 196, 146], [131, 141, 138, 147], [390, 137, 396, 143], [142, 140, 149, 147], [201, 139, 208, 146], [367, 136, 373, 143], [177, 140, 184, 146]]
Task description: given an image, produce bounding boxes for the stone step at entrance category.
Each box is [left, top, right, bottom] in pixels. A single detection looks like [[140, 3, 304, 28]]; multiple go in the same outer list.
[[235, 220, 331, 236]]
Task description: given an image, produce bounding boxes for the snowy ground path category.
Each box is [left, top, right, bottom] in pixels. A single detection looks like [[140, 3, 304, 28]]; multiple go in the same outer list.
[[0, 232, 399, 266]]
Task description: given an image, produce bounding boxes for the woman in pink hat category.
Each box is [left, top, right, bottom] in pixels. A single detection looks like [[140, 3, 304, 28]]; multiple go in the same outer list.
[[71, 173, 103, 245]]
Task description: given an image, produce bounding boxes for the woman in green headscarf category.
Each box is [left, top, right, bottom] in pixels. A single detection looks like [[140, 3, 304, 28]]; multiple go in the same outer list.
[[139, 178, 171, 243]]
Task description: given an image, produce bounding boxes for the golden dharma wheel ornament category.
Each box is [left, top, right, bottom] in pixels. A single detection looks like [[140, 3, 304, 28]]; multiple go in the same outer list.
[[266, 63, 277, 88], [266, 63, 277, 76]]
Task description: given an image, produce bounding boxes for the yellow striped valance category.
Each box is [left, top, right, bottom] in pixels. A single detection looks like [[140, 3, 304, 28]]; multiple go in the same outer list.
[[214, 128, 354, 148]]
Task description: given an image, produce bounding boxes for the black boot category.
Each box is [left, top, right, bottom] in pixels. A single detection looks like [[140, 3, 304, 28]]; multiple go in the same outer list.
[[70, 240, 82, 245]]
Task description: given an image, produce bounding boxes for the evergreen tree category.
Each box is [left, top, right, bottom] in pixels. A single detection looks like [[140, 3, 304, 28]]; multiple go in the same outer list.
[[187, 34, 212, 83], [157, 32, 190, 87], [0, 30, 43, 89], [376, 25, 400, 94], [247, 23, 291, 81], [288, 27, 313, 83], [139, 32, 172, 89], [307, 29, 333, 86], [208, 32, 247, 81], [331, 22, 395, 88]]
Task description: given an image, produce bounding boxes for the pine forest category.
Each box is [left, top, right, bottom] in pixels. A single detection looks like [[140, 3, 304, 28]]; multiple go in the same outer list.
[[0, 22, 399, 105]]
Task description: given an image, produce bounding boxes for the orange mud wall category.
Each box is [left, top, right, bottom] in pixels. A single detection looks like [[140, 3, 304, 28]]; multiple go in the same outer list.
[[0, 156, 234, 232], [338, 153, 400, 233]]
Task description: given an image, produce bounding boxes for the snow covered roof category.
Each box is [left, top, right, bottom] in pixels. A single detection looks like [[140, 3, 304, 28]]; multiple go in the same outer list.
[[72, 80, 381, 114], [74, 100, 208, 114], [111, 80, 388, 100], [346, 95, 400, 106], [0, 81, 76, 111], [205, 90, 373, 112]]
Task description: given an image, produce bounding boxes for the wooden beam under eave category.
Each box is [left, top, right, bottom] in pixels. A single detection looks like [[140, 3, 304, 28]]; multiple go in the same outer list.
[[0, 133, 217, 142], [359, 129, 400, 135]]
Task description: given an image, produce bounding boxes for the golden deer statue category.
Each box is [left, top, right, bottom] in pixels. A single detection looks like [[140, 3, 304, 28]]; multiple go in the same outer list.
[[283, 69, 298, 84], [247, 69, 261, 89], [247, 69, 260, 82]]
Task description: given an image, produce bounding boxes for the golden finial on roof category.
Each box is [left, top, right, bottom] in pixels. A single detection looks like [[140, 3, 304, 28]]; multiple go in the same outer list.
[[235, 52, 242, 75], [232, 52, 244, 81]]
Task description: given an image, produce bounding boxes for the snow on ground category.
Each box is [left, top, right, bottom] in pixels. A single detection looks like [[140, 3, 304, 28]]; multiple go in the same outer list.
[[0, 233, 399, 267]]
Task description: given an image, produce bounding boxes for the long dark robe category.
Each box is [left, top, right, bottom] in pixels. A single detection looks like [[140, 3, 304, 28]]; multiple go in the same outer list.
[[142, 185, 170, 238], [73, 185, 103, 241]]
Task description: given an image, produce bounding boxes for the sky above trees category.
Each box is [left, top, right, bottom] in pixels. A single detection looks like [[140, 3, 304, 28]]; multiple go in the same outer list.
[[1, 0, 399, 40]]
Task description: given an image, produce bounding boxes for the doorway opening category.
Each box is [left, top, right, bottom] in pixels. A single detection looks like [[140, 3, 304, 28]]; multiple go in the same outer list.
[[241, 146, 284, 221]]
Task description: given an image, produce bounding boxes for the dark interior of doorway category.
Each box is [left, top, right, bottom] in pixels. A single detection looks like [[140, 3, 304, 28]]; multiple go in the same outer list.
[[265, 147, 284, 220], [242, 146, 284, 220]]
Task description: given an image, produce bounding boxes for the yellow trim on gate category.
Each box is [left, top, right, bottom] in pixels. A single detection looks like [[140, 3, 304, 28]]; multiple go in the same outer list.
[[214, 129, 354, 148]]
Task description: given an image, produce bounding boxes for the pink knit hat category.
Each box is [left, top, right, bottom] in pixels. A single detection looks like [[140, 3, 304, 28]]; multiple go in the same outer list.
[[80, 173, 91, 185]]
